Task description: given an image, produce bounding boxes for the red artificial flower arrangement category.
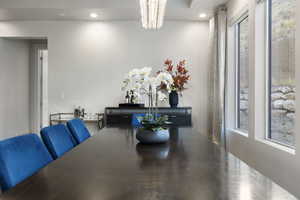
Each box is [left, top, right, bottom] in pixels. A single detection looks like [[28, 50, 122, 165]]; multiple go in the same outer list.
[[158, 59, 190, 92]]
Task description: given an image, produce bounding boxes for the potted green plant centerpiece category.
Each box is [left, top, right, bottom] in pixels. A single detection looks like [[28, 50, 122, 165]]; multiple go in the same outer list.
[[122, 67, 173, 144], [136, 114, 170, 144]]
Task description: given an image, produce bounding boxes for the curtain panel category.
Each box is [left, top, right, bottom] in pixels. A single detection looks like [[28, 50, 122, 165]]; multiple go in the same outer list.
[[208, 7, 227, 146]]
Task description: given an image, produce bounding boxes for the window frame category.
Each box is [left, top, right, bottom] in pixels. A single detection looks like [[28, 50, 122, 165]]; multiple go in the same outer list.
[[265, 0, 295, 149], [234, 14, 250, 133]]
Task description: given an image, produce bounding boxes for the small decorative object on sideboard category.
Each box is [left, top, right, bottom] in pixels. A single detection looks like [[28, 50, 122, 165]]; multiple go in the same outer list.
[[158, 59, 191, 108], [74, 106, 85, 118], [124, 90, 137, 104], [125, 91, 130, 103], [169, 91, 179, 108], [130, 90, 135, 103]]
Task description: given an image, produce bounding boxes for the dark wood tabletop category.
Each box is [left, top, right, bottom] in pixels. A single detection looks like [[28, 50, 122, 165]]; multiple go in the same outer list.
[[0, 127, 297, 200]]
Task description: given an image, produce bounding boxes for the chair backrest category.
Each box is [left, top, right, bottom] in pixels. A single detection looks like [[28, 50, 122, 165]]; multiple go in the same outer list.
[[131, 113, 146, 127], [67, 119, 91, 144], [41, 124, 76, 159], [0, 134, 53, 191]]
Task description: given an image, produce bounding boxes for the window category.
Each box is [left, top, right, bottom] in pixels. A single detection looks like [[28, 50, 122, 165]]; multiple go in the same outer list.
[[267, 0, 296, 147], [236, 16, 249, 132]]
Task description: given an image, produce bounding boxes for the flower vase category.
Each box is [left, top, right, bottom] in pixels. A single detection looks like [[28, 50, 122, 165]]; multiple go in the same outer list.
[[169, 91, 179, 108]]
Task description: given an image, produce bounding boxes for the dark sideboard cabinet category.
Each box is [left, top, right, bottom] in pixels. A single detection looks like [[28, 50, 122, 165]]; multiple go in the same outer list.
[[105, 107, 192, 126]]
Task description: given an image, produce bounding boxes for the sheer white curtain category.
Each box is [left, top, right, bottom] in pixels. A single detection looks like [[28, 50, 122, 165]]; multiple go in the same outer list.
[[208, 7, 227, 145]]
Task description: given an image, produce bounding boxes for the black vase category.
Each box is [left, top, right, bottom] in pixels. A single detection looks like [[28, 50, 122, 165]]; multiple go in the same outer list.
[[169, 91, 179, 108]]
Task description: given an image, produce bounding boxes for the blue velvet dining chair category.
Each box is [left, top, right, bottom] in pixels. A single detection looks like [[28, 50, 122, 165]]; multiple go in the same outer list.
[[0, 134, 53, 191], [131, 113, 146, 127], [67, 118, 91, 144], [41, 124, 76, 160]]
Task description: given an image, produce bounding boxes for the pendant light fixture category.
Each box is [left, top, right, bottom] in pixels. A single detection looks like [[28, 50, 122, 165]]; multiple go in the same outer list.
[[140, 0, 167, 30]]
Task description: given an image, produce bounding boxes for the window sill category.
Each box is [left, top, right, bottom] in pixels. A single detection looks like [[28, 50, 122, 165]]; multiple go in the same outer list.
[[256, 138, 295, 155], [228, 129, 249, 137], [227, 129, 295, 155]]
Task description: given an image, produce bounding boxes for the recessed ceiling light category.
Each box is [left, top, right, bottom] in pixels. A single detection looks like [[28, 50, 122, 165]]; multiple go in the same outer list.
[[199, 13, 207, 18], [90, 13, 98, 19]]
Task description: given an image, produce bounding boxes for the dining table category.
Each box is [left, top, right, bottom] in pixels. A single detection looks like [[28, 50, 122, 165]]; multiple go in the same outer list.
[[0, 126, 297, 200]]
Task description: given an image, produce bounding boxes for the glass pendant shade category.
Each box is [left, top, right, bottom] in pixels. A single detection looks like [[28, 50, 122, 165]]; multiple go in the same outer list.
[[140, 0, 167, 29]]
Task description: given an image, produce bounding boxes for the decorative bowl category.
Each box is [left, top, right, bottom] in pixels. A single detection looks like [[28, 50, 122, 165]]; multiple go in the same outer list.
[[136, 128, 170, 144]]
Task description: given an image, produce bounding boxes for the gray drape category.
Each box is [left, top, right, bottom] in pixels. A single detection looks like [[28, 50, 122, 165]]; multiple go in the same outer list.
[[208, 7, 227, 146]]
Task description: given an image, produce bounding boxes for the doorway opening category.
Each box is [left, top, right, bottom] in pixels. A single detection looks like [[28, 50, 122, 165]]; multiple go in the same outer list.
[[0, 38, 48, 139]]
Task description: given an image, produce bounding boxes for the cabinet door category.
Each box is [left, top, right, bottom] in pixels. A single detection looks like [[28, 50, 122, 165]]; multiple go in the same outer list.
[[106, 114, 132, 125], [167, 115, 191, 126]]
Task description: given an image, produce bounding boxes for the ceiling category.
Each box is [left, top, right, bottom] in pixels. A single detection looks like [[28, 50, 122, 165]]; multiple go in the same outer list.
[[0, 0, 228, 21]]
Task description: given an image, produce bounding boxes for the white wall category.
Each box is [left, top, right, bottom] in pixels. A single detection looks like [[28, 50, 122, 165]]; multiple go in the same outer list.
[[0, 21, 210, 134], [0, 39, 31, 139], [226, 0, 300, 198]]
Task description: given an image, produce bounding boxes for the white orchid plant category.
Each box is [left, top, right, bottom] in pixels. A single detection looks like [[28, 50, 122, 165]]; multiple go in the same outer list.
[[122, 67, 173, 130], [122, 67, 173, 104]]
